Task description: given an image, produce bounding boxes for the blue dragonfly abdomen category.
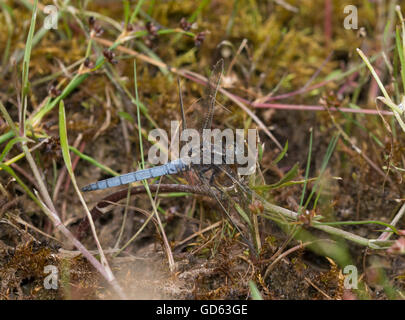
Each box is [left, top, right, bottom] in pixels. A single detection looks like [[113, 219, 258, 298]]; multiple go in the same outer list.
[[82, 158, 189, 191]]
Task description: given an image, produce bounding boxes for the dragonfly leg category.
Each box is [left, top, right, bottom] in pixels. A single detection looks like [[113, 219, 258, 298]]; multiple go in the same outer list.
[[209, 166, 221, 186], [195, 167, 257, 256], [197, 165, 221, 186]]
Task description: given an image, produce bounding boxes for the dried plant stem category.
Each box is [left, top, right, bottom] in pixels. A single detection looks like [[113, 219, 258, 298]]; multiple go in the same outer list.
[[0, 101, 126, 299], [175, 220, 222, 249], [357, 48, 405, 133], [264, 242, 311, 279], [261, 201, 392, 249], [253, 103, 394, 115], [78, 183, 393, 251], [378, 203, 405, 241], [26, 144, 126, 298], [59, 101, 125, 298], [38, 200, 126, 298]]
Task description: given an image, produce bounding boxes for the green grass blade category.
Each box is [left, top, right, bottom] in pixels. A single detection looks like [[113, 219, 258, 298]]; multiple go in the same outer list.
[[129, 0, 146, 23], [0, 131, 16, 145], [69, 146, 119, 177], [272, 140, 288, 165], [300, 129, 313, 210], [0, 101, 19, 135], [234, 203, 253, 230], [395, 26, 405, 93], [134, 60, 145, 168], [0, 137, 31, 162], [123, 0, 130, 26], [249, 280, 263, 300], [254, 163, 299, 191], [59, 100, 74, 176], [21, 0, 38, 136], [59, 99, 118, 283], [0, 2, 14, 69], [303, 134, 339, 210], [31, 73, 90, 127]]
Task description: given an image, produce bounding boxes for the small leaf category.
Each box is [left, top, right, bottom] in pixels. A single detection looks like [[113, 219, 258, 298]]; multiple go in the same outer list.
[[272, 140, 288, 165], [59, 100, 73, 176], [255, 163, 299, 191], [118, 111, 134, 123], [258, 142, 264, 163]]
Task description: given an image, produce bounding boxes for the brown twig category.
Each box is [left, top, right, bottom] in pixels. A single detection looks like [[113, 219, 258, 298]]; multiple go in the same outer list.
[[264, 241, 312, 280], [305, 277, 333, 300], [378, 203, 405, 241], [324, 0, 332, 47], [175, 220, 222, 249], [77, 183, 209, 239]]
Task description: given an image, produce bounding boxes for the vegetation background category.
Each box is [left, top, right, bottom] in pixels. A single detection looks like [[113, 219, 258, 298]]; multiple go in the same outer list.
[[0, 0, 404, 299]]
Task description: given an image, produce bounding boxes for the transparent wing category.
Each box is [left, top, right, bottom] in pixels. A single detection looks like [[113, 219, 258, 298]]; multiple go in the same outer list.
[[201, 59, 224, 132], [182, 59, 224, 134]]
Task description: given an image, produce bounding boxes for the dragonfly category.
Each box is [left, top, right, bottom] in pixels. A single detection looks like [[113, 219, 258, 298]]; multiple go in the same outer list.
[[82, 59, 257, 252]]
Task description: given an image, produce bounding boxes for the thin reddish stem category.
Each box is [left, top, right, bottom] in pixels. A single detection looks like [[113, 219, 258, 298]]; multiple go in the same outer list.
[[253, 103, 394, 115]]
